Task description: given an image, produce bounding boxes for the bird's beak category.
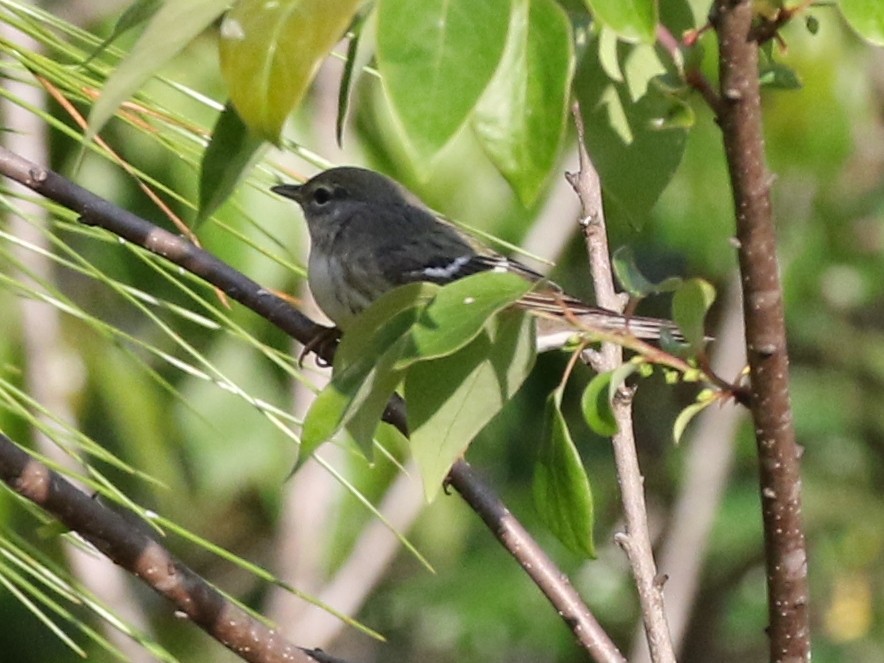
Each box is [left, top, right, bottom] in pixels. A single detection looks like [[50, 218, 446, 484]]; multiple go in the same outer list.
[[270, 183, 303, 202]]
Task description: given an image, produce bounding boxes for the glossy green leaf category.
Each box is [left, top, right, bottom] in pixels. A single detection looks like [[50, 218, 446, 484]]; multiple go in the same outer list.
[[575, 37, 689, 226], [376, 0, 512, 159], [580, 362, 637, 437], [584, 0, 657, 43], [88, 0, 228, 137], [407, 310, 535, 500], [394, 272, 534, 370], [196, 102, 267, 225], [840, 0, 884, 46], [219, 0, 362, 142], [472, 0, 574, 205], [533, 388, 595, 557], [671, 278, 715, 350]]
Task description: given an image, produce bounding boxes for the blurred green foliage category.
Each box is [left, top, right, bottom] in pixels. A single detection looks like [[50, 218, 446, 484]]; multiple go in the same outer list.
[[0, 1, 882, 662]]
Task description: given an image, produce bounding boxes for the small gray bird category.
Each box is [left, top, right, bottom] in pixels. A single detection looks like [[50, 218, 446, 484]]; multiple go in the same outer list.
[[272, 166, 682, 349]]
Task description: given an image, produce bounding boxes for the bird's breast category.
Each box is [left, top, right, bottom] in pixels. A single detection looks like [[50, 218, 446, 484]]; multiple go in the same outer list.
[[307, 249, 362, 328]]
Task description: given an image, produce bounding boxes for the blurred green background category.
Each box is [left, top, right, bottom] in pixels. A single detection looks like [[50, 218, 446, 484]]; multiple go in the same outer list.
[[0, 2, 882, 662]]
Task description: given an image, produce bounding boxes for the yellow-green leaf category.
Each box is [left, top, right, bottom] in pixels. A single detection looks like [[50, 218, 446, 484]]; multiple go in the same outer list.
[[672, 278, 715, 351], [219, 0, 362, 142], [840, 0, 884, 46]]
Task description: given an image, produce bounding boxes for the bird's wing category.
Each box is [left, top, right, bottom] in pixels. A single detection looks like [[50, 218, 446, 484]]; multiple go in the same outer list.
[[368, 211, 684, 342]]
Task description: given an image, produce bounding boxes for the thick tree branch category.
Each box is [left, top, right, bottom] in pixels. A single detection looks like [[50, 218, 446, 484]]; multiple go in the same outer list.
[[0, 147, 622, 662], [567, 103, 675, 663], [0, 433, 344, 663], [712, 2, 810, 660]]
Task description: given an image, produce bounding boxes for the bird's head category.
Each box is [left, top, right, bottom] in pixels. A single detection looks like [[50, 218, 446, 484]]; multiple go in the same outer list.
[[271, 167, 423, 227]]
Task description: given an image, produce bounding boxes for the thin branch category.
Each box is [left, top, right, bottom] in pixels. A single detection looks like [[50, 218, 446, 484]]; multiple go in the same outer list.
[[712, 1, 810, 660], [630, 277, 747, 662], [0, 433, 347, 663], [446, 461, 625, 663], [0, 148, 326, 342], [567, 102, 676, 663], [685, 67, 725, 118], [0, 147, 622, 662], [656, 23, 725, 118]]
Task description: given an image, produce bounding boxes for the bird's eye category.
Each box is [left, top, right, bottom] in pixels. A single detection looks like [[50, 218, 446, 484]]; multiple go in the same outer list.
[[312, 186, 333, 205]]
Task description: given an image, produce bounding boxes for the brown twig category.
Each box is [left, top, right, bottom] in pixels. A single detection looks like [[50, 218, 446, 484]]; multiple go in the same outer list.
[[685, 67, 725, 118], [446, 461, 625, 663], [566, 102, 676, 663], [712, 1, 810, 660], [0, 147, 623, 662], [0, 433, 347, 663]]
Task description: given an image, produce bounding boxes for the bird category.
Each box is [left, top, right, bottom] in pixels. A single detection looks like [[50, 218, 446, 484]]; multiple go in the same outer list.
[[271, 166, 683, 350]]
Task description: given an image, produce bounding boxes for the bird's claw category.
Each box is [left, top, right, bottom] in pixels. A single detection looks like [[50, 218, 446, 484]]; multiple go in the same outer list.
[[299, 326, 342, 368]]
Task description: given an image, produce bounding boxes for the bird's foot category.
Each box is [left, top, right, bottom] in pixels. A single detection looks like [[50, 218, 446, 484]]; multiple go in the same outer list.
[[299, 326, 342, 368]]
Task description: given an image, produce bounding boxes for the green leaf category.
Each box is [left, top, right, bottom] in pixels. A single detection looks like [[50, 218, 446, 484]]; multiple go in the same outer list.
[[301, 332, 405, 460], [336, 282, 438, 368], [83, 0, 163, 64], [673, 393, 716, 444], [301, 284, 436, 460], [759, 62, 802, 90], [623, 42, 666, 101], [407, 310, 536, 501], [219, 0, 363, 143], [394, 271, 534, 370], [612, 246, 682, 297], [584, 0, 657, 43], [87, 0, 229, 138], [337, 10, 377, 146], [840, 0, 884, 46], [671, 278, 715, 350], [597, 26, 623, 82], [376, 0, 512, 159], [196, 102, 267, 225], [533, 388, 595, 557], [575, 37, 689, 225], [472, 0, 574, 206], [580, 362, 636, 437], [339, 349, 405, 456], [581, 371, 618, 436]]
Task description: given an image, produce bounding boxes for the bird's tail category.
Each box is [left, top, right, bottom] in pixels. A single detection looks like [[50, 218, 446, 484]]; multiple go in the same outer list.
[[518, 291, 684, 350]]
